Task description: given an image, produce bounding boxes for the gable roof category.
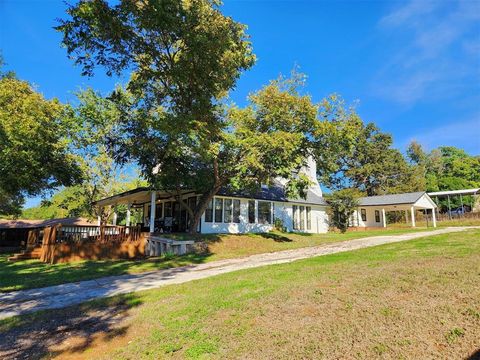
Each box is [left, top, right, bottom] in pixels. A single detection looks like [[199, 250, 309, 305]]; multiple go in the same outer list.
[[218, 181, 328, 206], [358, 192, 426, 206]]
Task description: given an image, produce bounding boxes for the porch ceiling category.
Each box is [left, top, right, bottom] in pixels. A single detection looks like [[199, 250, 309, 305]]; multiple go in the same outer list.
[[93, 187, 196, 207]]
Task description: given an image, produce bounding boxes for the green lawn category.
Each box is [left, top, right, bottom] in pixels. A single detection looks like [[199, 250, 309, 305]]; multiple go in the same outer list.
[[0, 227, 433, 292], [1, 229, 478, 359]]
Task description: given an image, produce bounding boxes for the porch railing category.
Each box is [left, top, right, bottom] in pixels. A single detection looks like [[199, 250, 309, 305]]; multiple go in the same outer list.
[[56, 225, 143, 243]]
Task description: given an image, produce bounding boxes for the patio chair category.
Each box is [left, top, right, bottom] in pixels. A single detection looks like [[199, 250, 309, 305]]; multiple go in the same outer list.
[[163, 217, 173, 233]]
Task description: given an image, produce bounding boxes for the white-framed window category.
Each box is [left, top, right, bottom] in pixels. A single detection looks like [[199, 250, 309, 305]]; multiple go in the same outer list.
[[205, 199, 213, 223], [361, 208, 367, 222], [233, 199, 240, 223], [224, 199, 233, 223], [215, 198, 223, 223], [258, 201, 272, 224], [306, 206, 311, 230], [248, 200, 256, 223]]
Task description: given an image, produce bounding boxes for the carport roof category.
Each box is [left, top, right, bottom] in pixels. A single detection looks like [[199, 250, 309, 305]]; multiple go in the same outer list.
[[358, 192, 426, 206]]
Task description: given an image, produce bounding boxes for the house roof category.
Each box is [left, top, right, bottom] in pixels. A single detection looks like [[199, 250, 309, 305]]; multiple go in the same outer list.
[[428, 188, 480, 197], [218, 181, 328, 206], [358, 192, 426, 206], [0, 217, 98, 229], [93, 182, 328, 207]]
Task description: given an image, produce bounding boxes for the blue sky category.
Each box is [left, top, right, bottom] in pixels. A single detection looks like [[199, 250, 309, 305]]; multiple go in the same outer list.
[[1, 0, 479, 207]]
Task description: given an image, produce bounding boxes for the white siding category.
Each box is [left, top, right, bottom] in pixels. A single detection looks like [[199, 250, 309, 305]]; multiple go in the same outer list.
[[200, 197, 329, 234], [353, 207, 384, 228]]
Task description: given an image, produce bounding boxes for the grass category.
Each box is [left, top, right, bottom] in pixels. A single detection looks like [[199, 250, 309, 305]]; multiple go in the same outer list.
[[1, 229, 479, 359], [0, 227, 434, 292]]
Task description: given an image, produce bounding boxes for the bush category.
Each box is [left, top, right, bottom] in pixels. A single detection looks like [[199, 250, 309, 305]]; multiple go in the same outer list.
[[328, 189, 361, 233], [273, 218, 287, 232]]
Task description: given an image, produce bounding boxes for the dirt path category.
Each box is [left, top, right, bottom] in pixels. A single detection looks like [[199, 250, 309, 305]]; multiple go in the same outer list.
[[0, 227, 477, 320]]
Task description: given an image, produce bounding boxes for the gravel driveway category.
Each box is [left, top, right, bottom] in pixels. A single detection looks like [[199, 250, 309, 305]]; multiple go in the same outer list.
[[0, 226, 477, 320]]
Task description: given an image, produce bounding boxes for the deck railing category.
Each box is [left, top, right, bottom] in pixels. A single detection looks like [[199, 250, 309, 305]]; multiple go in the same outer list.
[[56, 225, 143, 243]]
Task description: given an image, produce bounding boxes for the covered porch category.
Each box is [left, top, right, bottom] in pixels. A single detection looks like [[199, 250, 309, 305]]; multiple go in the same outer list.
[[93, 187, 199, 234], [353, 192, 438, 229]]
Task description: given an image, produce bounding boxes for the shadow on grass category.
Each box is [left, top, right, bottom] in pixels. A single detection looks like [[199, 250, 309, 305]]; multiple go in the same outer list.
[[467, 349, 480, 360], [0, 293, 142, 359], [258, 232, 293, 242], [0, 251, 213, 293]]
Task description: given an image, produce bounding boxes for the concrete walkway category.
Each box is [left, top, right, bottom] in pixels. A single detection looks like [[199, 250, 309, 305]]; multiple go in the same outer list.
[[0, 227, 477, 320]]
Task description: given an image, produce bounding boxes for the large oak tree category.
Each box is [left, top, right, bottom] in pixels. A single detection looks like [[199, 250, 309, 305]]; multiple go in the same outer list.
[[0, 74, 82, 216]]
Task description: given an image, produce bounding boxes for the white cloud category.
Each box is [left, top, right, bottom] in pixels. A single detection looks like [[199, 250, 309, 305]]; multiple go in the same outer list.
[[373, 0, 480, 105], [404, 117, 480, 154]]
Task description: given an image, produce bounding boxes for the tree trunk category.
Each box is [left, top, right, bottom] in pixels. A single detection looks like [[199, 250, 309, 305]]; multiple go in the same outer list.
[[188, 184, 222, 234], [187, 157, 224, 234]]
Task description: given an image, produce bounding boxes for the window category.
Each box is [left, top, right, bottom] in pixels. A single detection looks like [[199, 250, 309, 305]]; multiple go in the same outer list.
[[306, 206, 311, 230], [205, 199, 213, 222], [233, 199, 240, 223], [224, 199, 233, 223], [299, 206, 305, 230], [258, 201, 272, 224], [375, 210, 380, 223], [248, 200, 256, 223], [215, 198, 223, 222], [293, 205, 299, 230], [361, 209, 367, 222]]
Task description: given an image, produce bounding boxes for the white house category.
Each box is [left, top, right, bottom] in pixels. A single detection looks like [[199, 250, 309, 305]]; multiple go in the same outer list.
[[94, 158, 330, 234], [352, 192, 437, 228], [94, 159, 438, 235]]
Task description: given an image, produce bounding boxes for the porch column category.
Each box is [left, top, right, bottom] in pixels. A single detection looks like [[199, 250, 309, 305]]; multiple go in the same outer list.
[[97, 215, 101, 226], [126, 203, 131, 227], [410, 206, 416, 227], [126, 203, 131, 234], [112, 211, 117, 226], [149, 191, 156, 233], [381, 208, 387, 228], [432, 208, 437, 228]]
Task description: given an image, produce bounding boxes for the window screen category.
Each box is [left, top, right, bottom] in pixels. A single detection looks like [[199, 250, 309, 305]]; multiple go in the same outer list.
[[248, 200, 256, 223]]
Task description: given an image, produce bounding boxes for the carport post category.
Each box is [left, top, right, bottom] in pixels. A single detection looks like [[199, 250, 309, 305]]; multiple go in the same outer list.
[[432, 208, 437, 228], [410, 206, 416, 227], [404, 210, 409, 225], [447, 195, 452, 219], [381, 208, 387, 228], [149, 191, 156, 233]]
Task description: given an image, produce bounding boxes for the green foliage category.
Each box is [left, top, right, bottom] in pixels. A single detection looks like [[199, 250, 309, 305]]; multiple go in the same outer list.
[[22, 186, 86, 219], [320, 104, 420, 196], [64, 88, 147, 221], [57, 0, 256, 231], [0, 74, 82, 217], [273, 218, 287, 233], [406, 142, 480, 210], [328, 189, 361, 233]]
